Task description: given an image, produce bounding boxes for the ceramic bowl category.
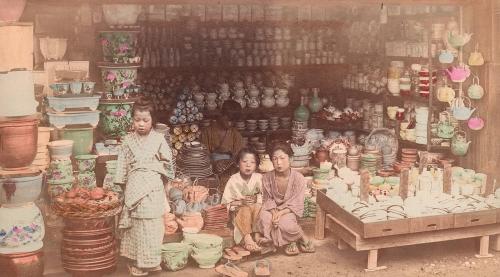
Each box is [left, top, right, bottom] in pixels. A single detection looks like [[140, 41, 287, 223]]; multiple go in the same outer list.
[[161, 242, 190, 271], [190, 250, 222, 269], [49, 83, 69, 95], [47, 110, 100, 128], [0, 171, 43, 207], [48, 140, 74, 160], [47, 96, 100, 112]]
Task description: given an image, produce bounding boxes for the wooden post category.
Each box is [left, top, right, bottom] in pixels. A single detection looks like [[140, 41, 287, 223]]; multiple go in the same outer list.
[[360, 169, 370, 202], [365, 249, 387, 272], [492, 235, 500, 252], [418, 151, 428, 174], [399, 168, 410, 199], [443, 164, 452, 194], [314, 204, 326, 240], [475, 236, 494, 258]]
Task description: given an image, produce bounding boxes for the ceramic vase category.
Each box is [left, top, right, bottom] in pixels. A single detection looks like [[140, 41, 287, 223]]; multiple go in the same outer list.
[[99, 31, 139, 63], [308, 88, 323, 113], [98, 101, 134, 139], [0, 0, 27, 22], [294, 97, 310, 122], [0, 118, 38, 169], [98, 64, 139, 95], [58, 126, 94, 156], [0, 203, 45, 254]]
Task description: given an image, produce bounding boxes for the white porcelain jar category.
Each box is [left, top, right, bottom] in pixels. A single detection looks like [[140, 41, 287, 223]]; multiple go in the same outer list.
[[0, 203, 45, 254]]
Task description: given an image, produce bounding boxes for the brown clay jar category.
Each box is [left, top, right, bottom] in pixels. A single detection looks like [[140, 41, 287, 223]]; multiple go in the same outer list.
[[0, 249, 44, 277], [0, 118, 38, 169]]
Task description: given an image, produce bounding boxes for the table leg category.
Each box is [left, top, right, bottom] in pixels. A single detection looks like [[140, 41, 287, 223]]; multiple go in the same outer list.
[[492, 235, 500, 252], [314, 204, 326, 240], [475, 235, 494, 258], [364, 249, 387, 272]]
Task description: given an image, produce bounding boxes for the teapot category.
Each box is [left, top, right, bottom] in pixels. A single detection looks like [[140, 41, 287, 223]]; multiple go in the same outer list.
[[451, 131, 471, 156], [247, 97, 260, 108], [437, 80, 455, 103], [261, 96, 275, 108], [438, 50, 454, 64], [468, 115, 485, 131], [437, 112, 456, 139], [446, 65, 471, 83], [450, 96, 476, 120], [448, 33, 473, 49], [262, 87, 274, 97], [275, 96, 289, 107], [247, 85, 260, 97], [467, 76, 484, 100]]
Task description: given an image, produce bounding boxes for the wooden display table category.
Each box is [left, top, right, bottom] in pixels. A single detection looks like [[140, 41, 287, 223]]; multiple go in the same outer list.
[[314, 189, 500, 272]]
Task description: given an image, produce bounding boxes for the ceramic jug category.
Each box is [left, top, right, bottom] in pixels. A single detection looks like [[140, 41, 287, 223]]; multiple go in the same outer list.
[[467, 76, 484, 100], [468, 115, 485, 130], [446, 65, 471, 83], [308, 88, 323, 113], [294, 97, 310, 122], [451, 96, 476, 120], [451, 131, 471, 156]]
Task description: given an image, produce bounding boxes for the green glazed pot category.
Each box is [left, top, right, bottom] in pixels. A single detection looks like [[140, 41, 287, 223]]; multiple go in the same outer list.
[[161, 243, 190, 271], [98, 64, 139, 94], [58, 126, 94, 156], [308, 89, 323, 113], [98, 101, 134, 139]]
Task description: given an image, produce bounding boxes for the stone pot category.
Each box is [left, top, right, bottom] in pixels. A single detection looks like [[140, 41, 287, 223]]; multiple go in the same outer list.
[[98, 101, 134, 139], [58, 125, 94, 156], [0, 118, 38, 169], [0, 249, 44, 277], [0, 171, 43, 207], [0, 0, 27, 22]]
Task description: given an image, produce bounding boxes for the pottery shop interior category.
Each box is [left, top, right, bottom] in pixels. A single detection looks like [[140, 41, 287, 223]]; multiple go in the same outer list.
[[3, 0, 500, 277]]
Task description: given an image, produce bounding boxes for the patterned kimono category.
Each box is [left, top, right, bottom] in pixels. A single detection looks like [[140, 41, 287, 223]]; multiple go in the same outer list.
[[114, 130, 175, 268], [259, 169, 306, 247], [222, 173, 263, 244]]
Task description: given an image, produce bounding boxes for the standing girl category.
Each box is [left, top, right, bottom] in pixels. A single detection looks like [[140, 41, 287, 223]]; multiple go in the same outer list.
[[222, 147, 263, 252], [114, 99, 175, 276]]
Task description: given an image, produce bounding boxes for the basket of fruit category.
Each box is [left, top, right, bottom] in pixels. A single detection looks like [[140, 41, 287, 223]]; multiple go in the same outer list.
[[51, 187, 123, 218]]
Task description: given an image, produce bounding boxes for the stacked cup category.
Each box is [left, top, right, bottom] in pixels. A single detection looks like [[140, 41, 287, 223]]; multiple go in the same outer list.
[[75, 155, 98, 188], [415, 107, 429, 145], [46, 140, 74, 197]]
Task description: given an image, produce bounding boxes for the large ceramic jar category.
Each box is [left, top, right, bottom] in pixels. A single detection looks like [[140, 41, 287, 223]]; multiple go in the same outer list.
[[0, 249, 44, 277], [0, 118, 38, 169], [0, 171, 43, 207], [98, 64, 139, 95], [0, 0, 27, 22], [99, 31, 139, 63], [294, 97, 310, 122], [98, 99, 134, 139], [308, 88, 323, 113], [0, 203, 45, 254], [58, 125, 94, 156]]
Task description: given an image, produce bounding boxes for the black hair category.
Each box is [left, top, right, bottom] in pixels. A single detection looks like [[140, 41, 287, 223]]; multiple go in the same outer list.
[[269, 141, 293, 158], [132, 97, 157, 126], [236, 147, 260, 166], [221, 99, 242, 121]]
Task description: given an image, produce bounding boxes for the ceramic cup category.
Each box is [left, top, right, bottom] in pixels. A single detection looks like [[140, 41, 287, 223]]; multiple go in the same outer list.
[[70, 82, 83, 94]]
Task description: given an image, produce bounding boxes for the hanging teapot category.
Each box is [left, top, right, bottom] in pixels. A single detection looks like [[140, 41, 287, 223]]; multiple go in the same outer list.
[[468, 115, 485, 131], [446, 64, 471, 83], [438, 50, 454, 64], [437, 112, 456, 139], [468, 43, 485, 66], [448, 33, 473, 49], [437, 79, 455, 103], [451, 130, 471, 156], [450, 96, 476, 120], [467, 76, 484, 100]]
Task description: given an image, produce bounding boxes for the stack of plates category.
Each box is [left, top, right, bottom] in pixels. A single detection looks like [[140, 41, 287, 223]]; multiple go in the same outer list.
[[177, 142, 213, 178], [269, 117, 280, 130], [246, 119, 257, 131], [202, 204, 228, 231], [258, 119, 268, 131], [234, 120, 245, 132], [361, 153, 379, 174], [280, 117, 292, 129], [347, 154, 361, 171], [401, 148, 418, 167]]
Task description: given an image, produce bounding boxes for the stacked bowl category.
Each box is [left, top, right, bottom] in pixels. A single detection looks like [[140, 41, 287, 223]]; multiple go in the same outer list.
[[269, 116, 280, 130], [183, 233, 223, 269], [400, 148, 418, 167], [176, 142, 213, 178], [246, 119, 257, 132], [258, 119, 268, 131], [234, 120, 245, 132], [415, 107, 429, 145]]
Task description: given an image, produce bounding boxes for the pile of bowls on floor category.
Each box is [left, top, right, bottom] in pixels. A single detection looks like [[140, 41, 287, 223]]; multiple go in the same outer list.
[[176, 142, 213, 178], [46, 140, 74, 198], [182, 233, 223, 269], [161, 242, 190, 271], [415, 107, 429, 145], [61, 217, 117, 275]]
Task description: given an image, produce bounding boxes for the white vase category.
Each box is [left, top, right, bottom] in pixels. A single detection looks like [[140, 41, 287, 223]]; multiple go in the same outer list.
[[0, 203, 45, 254]]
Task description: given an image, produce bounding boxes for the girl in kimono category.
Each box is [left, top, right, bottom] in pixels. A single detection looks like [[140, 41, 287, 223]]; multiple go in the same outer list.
[[222, 147, 263, 252], [258, 142, 315, 256], [114, 99, 175, 276]]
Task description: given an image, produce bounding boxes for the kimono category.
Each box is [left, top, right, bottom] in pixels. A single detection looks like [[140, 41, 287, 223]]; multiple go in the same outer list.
[[114, 130, 175, 268], [258, 169, 306, 247], [200, 127, 244, 188], [222, 173, 263, 244]]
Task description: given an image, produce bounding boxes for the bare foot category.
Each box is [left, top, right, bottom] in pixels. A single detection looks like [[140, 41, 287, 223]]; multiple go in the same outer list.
[[243, 234, 261, 252]]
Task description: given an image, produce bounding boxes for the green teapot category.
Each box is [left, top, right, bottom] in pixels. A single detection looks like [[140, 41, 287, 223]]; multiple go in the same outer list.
[[451, 130, 471, 156], [437, 112, 455, 139]]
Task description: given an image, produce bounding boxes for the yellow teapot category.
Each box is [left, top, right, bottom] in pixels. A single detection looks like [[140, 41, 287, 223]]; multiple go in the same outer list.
[[437, 80, 455, 103]]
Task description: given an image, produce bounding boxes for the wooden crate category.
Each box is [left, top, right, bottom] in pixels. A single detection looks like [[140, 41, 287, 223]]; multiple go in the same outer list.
[[409, 214, 454, 233], [454, 209, 497, 228]]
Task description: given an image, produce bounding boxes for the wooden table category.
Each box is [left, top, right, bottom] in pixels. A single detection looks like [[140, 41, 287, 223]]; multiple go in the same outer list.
[[315, 189, 500, 272]]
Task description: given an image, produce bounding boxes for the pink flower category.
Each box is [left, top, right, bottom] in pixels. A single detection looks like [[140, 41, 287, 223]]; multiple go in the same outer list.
[[118, 43, 129, 53], [100, 38, 109, 46], [106, 72, 116, 81], [121, 81, 131, 89], [112, 109, 127, 118]]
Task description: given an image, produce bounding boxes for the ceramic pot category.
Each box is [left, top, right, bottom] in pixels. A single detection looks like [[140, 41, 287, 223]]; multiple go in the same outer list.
[[98, 64, 139, 94], [0, 0, 27, 22], [58, 125, 94, 156], [0, 249, 44, 277], [99, 31, 139, 63], [0, 118, 38, 169], [98, 101, 134, 139], [47, 159, 73, 184], [0, 70, 38, 117], [161, 243, 189, 271], [39, 37, 67, 61], [47, 140, 73, 160], [102, 4, 142, 27], [275, 96, 289, 107], [37, 127, 53, 146], [0, 203, 45, 253], [294, 97, 310, 122], [0, 171, 43, 207], [75, 154, 97, 173], [308, 89, 323, 113], [77, 172, 96, 188], [261, 96, 275, 108]]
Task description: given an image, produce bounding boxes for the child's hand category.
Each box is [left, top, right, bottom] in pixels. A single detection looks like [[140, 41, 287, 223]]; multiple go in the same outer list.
[[242, 195, 257, 205]]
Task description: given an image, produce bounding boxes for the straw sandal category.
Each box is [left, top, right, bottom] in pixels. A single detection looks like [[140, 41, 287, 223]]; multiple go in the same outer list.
[[127, 264, 148, 276], [233, 245, 251, 256], [224, 248, 243, 261], [298, 240, 316, 253], [284, 242, 300, 256], [215, 262, 248, 277]]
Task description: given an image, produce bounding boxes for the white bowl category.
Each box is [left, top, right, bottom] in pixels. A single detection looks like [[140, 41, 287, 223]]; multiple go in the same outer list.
[[102, 4, 142, 27], [47, 96, 100, 112], [47, 110, 100, 128], [39, 37, 67, 61]]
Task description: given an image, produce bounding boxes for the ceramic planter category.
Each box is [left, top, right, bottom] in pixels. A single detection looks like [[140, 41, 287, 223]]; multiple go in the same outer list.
[[39, 37, 67, 61], [98, 101, 134, 139], [47, 140, 73, 160], [102, 4, 142, 27], [0, 249, 44, 276], [99, 31, 139, 63], [98, 64, 139, 94], [58, 126, 94, 156], [0, 70, 38, 117], [0, 171, 43, 207], [46, 96, 100, 112], [161, 243, 189, 271], [0, 118, 38, 169], [47, 110, 100, 128], [46, 159, 73, 184], [0, 0, 26, 22], [77, 172, 96, 188], [75, 155, 97, 173], [0, 203, 45, 254]]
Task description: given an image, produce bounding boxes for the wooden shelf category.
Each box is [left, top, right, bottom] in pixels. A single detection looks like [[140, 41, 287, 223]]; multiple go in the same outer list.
[[139, 64, 348, 73], [387, 94, 430, 105], [204, 106, 293, 117], [240, 129, 291, 137], [343, 89, 384, 101]]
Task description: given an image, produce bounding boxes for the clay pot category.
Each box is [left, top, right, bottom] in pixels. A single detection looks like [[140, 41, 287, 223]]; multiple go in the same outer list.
[[0, 0, 27, 22], [58, 125, 94, 156], [0, 249, 44, 277], [0, 203, 45, 252], [0, 118, 38, 169]]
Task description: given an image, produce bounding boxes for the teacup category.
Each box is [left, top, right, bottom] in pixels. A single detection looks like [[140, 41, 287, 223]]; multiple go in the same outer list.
[[70, 81, 83, 94]]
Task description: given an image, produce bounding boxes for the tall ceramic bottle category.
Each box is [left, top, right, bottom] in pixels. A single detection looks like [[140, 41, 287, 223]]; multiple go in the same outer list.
[[308, 88, 323, 113], [294, 96, 310, 122]]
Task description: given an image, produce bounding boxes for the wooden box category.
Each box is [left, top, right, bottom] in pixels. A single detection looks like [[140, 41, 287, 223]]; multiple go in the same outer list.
[[0, 23, 33, 71], [454, 209, 497, 228], [409, 214, 455, 233]]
